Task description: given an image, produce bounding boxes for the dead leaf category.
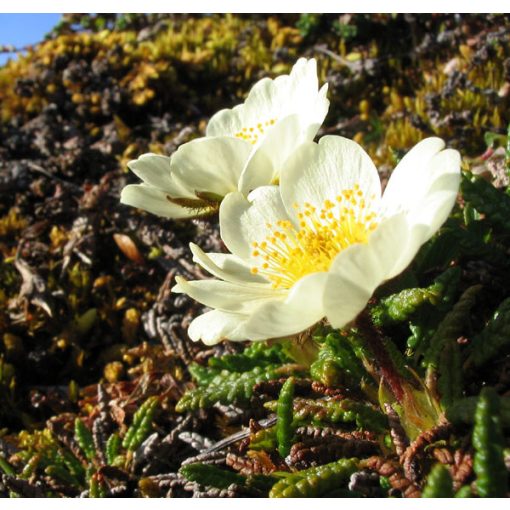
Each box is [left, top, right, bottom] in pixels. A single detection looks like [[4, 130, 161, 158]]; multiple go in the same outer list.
[[113, 233, 144, 264], [14, 257, 54, 317]]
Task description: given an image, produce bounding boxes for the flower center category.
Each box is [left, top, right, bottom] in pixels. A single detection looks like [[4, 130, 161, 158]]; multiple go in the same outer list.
[[234, 118, 277, 145], [250, 185, 379, 289]]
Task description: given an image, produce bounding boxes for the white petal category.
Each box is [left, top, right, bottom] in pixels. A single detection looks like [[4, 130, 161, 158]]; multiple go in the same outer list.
[[190, 243, 266, 284], [170, 137, 252, 197], [392, 190, 459, 278], [219, 187, 288, 261], [283, 59, 319, 113], [421, 149, 461, 193], [287, 58, 318, 93], [205, 103, 245, 138], [238, 272, 329, 340], [172, 276, 280, 314], [239, 74, 289, 122], [280, 136, 381, 220], [383, 147, 461, 276], [381, 137, 447, 216], [309, 82, 330, 130], [206, 76, 287, 138], [407, 177, 460, 236], [391, 223, 431, 280], [188, 309, 250, 344], [237, 146, 274, 196], [296, 82, 330, 142], [206, 58, 327, 140], [120, 184, 199, 219], [238, 114, 309, 195], [324, 214, 410, 329], [127, 153, 190, 194], [285, 60, 329, 125]]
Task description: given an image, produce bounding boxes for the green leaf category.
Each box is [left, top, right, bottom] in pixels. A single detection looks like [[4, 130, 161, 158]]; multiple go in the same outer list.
[[370, 268, 461, 327], [122, 396, 158, 451], [0, 455, 15, 476], [266, 397, 387, 433], [484, 130, 506, 149], [473, 388, 508, 497], [446, 396, 510, 427], [180, 463, 246, 490], [208, 341, 290, 372], [276, 377, 295, 458], [74, 418, 95, 462], [269, 458, 359, 498], [176, 364, 303, 412], [455, 485, 472, 498], [423, 285, 480, 369], [465, 297, 510, 369], [310, 331, 367, 387], [461, 173, 510, 234], [105, 433, 121, 465], [422, 464, 454, 497], [437, 338, 463, 409]]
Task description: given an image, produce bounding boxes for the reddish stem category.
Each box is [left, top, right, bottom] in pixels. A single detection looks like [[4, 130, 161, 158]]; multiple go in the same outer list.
[[356, 311, 405, 403]]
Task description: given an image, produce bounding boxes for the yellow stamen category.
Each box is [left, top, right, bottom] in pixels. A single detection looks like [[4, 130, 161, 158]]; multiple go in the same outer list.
[[251, 187, 379, 289], [234, 118, 278, 144]]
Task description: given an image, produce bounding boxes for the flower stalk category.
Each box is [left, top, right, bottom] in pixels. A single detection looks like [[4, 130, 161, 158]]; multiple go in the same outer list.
[[355, 310, 443, 440], [355, 311, 406, 404]]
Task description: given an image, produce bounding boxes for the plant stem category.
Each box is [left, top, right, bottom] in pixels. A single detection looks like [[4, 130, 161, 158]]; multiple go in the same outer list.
[[356, 311, 405, 403]]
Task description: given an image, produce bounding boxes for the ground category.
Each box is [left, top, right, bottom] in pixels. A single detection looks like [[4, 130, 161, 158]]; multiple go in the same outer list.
[[0, 14, 509, 497]]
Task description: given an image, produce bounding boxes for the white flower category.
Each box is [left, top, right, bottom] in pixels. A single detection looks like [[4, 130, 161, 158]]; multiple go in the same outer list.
[[120, 58, 329, 218], [172, 136, 461, 345]]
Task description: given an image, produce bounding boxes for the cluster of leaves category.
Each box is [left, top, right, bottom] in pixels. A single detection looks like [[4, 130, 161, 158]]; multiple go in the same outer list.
[[175, 342, 300, 411], [1, 13, 510, 498], [0, 384, 176, 497]]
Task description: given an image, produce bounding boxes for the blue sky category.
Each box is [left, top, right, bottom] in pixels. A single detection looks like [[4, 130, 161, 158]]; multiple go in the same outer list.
[[0, 14, 61, 66]]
